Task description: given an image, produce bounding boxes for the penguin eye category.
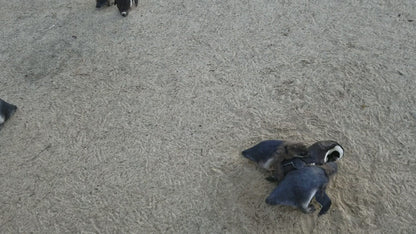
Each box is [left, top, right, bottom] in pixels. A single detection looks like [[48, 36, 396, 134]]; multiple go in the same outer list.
[[326, 151, 340, 162]]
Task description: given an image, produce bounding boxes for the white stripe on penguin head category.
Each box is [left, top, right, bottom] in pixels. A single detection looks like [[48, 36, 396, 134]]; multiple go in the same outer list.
[[324, 145, 344, 162]]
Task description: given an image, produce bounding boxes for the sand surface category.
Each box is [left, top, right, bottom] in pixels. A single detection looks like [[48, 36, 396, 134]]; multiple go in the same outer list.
[[1, 0, 415, 233]]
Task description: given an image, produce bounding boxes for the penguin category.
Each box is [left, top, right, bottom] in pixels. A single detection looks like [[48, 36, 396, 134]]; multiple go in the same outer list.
[[0, 99, 17, 128], [242, 140, 308, 182], [265, 162, 338, 216], [96, 0, 111, 8], [114, 0, 138, 17], [242, 140, 343, 181]]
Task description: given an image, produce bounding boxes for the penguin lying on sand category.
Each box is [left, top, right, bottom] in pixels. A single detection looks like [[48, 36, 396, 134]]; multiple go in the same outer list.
[[0, 99, 17, 129], [265, 162, 338, 216], [115, 0, 138, 17], [242, 140, 343, 181]]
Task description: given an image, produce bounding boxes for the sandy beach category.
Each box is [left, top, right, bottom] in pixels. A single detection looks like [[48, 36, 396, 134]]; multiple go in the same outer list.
[[1, 0, 415, 232]]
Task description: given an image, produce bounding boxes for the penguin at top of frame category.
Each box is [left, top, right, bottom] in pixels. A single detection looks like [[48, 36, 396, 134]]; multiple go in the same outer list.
[[115, 0, 138, 17]]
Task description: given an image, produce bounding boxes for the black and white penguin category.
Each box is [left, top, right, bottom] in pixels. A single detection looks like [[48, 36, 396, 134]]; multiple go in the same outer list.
[[114, 0, 138, 17], [265, 162, 338, 216], [0, 99, 17, 128], [242, 140, 344, 174]]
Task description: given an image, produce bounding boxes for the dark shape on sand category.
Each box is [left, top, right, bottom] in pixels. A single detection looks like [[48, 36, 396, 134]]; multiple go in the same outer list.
[[242, 140, 308, 182], [242, 140, 343, 180], [265, 162, 338, 216], [96, 0, 110, 8], [115, 0, 138, 17], [0, 99, 17, 128]]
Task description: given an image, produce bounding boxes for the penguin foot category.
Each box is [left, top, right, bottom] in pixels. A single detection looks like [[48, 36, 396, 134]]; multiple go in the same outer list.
[[265, 176, 279, 182], [301, 204, 315, 214]]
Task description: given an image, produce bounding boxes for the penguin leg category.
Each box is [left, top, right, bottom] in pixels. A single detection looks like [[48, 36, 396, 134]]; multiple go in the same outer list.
[[265, 176, 278, 182], [298, 188, 319, 214], [315, 189, 332, 216], [135, 0, 138, 6], [300, 204, 315, 214]]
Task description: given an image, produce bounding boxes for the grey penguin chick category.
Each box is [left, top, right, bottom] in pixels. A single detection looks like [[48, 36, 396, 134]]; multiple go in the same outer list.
[[242, 140, 308, 170], [265, 162, 338, 216], [242, 140, 308, 182], [0, 99, 17, 127]]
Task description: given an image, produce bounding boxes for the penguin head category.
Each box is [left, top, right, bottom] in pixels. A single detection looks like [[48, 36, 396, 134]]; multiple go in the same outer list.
[[307, 141, 344, 164], [116, 0, 132, 17]]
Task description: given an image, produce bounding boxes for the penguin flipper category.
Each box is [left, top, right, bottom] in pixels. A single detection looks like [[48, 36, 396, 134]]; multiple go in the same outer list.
[[315, 189, 332, 216], [242, 140, 283, 162]]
